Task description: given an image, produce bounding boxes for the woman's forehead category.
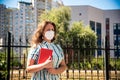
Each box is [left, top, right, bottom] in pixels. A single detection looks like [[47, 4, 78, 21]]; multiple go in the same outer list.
[[45, 24, 54, 29]]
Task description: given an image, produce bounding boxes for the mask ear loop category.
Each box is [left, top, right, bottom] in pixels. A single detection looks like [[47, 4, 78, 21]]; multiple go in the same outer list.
[[41, 30, 45, 40], [51, 31, 55, 42]]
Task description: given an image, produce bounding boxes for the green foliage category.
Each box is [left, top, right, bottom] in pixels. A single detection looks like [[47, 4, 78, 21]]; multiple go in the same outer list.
[[69, 22, 97, 48], [0, 51, 21, 79], [91, 58, 104, 70], [68, 58, 120, 70], [110, 58, 120, 70], [0, 52, 7, 79], [9, 51, 22, 68]]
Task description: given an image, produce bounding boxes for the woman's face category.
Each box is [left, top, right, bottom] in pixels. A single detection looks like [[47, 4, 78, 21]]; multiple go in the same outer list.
[[43, 23, 55, 42]]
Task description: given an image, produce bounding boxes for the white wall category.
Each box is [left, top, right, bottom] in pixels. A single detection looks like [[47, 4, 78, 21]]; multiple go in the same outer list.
[[69, 5, 120, 57], [70, 6, 88, 26], [104, 10, 120, 57]]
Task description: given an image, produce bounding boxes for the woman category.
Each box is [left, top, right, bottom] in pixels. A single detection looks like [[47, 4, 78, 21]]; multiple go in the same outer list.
[[26, 21, 67, 80]]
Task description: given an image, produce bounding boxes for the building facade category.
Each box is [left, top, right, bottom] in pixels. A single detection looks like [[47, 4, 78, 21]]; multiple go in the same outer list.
[[104, 10, 120, 57], [0, 4, 10, 50], [0, 0, 62, 53], [0, 4, 7, 45], [7, 2, 35, 53], [70, 5, 120, 58], [31, 0, 53, 28]]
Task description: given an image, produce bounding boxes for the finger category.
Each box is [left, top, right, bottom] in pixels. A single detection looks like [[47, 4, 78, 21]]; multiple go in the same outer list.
[[48, 56, 51, 60]]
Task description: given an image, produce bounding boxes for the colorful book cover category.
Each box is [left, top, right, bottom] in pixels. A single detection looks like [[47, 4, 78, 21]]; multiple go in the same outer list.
[[38, 48, 53, 64]]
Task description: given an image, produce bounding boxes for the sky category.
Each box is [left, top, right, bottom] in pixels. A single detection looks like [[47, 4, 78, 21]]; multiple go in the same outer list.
[[0, 0, 120, 10]]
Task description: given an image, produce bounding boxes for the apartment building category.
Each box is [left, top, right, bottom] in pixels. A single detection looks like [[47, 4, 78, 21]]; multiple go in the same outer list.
[[0, 0, 62, 53], [31, 0, 53, 28], [0, 4, 7, 42], [0, 4, 10, 50], [18, 1, 35, 44], [69, 5, 120, 57], [7, 2, 34, 46], [6, 2, 35, 53]]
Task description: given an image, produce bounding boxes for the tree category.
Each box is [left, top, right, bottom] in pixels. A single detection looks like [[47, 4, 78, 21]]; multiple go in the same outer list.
[[68, 21, 97, 65]]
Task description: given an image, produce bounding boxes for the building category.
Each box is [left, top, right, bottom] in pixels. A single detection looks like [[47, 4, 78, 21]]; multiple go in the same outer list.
[[0, 4, 7, 38], [7, 1, 35, 53], [7, 2, 34, 45], [0, 4, 7, 44], [69, 5, 120, 58], [0, 4, 9, 50], [17, 1, 35, 44], [31, 0, 53, 28], [0, 0, 62, 53], [104, 10, 120, 57]]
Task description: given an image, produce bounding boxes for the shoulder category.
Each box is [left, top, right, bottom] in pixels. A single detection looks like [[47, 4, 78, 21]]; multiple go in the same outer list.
[[54, 44, 63, 51], [30, 44, 42, 52]]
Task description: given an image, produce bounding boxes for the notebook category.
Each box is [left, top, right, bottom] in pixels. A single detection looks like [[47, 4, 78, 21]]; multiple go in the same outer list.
[[38, 48, 53, 64]]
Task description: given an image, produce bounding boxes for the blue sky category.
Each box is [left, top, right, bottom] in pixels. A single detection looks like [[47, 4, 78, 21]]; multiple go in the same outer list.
[[0, 0, 120, 10]]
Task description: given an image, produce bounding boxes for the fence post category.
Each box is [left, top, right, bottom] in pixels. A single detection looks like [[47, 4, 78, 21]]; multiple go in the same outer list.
[[105, 36, 109, 80], [7, 32, 11, 80]]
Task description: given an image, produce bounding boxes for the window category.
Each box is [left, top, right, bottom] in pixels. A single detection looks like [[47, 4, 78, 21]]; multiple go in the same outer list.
[[79, 13, 82, 16], [96, 22, 101, 34], [113, 23, 120, 34], [118, 26, 120, 30], [114, 35, 116, 40], [0, 38, 3, 45], [90, 21, 95, 31], [113, 26, 116, 30], [118, 35, 120, 40]]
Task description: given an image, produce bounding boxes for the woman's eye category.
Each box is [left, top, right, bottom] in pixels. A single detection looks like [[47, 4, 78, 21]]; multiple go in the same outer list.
[[47, 29, 54, 31], [46, 29, 50, 31], [51, 29, 54, 31]]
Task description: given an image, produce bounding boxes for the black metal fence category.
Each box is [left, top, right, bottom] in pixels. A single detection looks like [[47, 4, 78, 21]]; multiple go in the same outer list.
[[0, 32, 120, 80]]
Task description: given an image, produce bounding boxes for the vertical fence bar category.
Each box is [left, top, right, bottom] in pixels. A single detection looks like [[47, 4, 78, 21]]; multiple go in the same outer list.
[[11, 35, 14, 80], [105, 36, 109, 80], [7, 32, 11, 80], [19, 37, 22, 80], [78, 38, 80, 80], [72, 39, 74, 80], [71, 48, 74, 80], [90, 49, 93, 80], [83, 48, 86, 80], [25, 38, 29, 80], [96, 52, 99, 80], [103, 49, 105, 80], [5, 37, 7, 60], [65, 49, 69, 80], [115, 57, 118, 79], [25, 47, 28, 80]]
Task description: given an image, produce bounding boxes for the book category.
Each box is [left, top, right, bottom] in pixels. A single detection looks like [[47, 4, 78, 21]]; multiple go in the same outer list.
[[38, 48, 53, 64]]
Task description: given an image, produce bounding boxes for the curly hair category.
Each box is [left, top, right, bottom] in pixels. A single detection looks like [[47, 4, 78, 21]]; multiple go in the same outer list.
[[30, 21, 56, 47]]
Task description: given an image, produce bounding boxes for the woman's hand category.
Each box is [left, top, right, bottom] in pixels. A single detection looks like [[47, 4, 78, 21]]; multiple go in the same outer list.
[[44, 56, 53, 69], [26, 56, 53, 73], [47, 60, 67, 75], [47, 68, 57, 74]]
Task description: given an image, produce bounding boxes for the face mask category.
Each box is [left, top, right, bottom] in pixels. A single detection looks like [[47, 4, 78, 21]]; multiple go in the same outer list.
[[45, 30, 54, 40]]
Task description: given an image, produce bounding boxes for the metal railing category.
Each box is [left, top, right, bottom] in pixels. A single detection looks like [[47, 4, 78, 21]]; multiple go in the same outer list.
[[0, 32, 120, 80]]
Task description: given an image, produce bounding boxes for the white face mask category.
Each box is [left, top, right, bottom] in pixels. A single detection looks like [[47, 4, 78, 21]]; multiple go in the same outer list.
[[45, 30, 55, 40]]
